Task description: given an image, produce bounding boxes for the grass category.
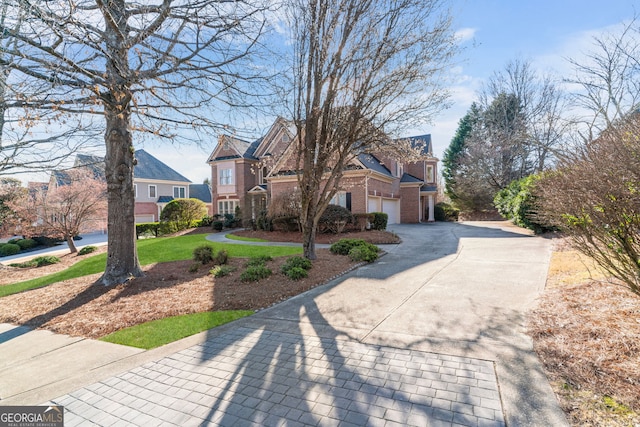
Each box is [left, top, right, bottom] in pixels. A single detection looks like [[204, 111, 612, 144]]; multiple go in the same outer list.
[[1, 233, 301, 298], [225, 234, 269, 242], [100, 310, 253, 349]]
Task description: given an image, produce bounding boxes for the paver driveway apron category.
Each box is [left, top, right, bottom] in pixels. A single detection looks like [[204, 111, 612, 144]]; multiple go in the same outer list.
[[41, 221, 566, 426]]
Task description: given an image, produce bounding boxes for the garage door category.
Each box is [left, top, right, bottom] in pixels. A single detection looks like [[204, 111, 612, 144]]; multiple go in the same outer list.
[[368, 197, 381, 214], [382, 198, 400, 224], [135, 215, 155, 223]]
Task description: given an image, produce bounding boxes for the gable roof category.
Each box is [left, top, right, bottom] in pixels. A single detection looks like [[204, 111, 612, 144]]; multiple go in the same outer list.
[[400, 173, 424, 183], [189, 183, 212, 203], [207, 135, 262, 162], [357, 153, 393, 177], [400, 134, 433, 156], [134, 149, 191, 183]]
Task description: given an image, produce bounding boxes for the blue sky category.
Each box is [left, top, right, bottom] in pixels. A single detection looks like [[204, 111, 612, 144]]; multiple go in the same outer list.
[[145, 0, 637, 183], [17, 1, 638, 185]]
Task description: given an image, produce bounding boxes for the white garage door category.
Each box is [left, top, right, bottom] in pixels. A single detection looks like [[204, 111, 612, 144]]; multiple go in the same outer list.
[[382, 198, 400, 225], [368, 197, 381, 214], [135, 215, 155, 224]]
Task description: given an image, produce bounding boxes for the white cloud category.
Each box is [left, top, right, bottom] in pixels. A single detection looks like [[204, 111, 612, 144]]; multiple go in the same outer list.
[[455, 27, 476, 43]]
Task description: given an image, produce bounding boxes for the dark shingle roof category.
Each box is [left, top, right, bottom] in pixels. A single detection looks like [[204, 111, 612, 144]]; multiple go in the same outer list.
[[421, 185, 437, 192], [400, 173, 423, 183], [189, 184, 212, 203], [212, 136, 263, 161], [157, 196, 174, 203], [400, 134, 433, 155], [357, 154, 393, 177], [134, 149, 191, 183]]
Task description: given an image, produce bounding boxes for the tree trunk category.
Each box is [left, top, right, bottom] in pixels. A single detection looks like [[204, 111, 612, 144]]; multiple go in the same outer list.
[[99, 107, 143, 285], [66, 235, 77, 254], [301, 211, 317, 260]]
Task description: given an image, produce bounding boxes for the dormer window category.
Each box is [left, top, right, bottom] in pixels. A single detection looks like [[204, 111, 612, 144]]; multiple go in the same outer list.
[[395, 162, 403, 178], [426, 164, 435, 183]]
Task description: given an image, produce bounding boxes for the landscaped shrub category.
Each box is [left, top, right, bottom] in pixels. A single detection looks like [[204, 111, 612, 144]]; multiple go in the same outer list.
[[7, 238, 21, 244], [330, 238, 369, 255], [348, 245, 379, 263], [136, 222, 161, 238], [78, 245, 98, 256], [32, 236, 62, 247], [161, 198, 208, 229], [16, 238, 37, 250], [245, 255, 272, 267], [213, 249, 229, 265], [351, 213, 374, 231], [371, 212, 388, 230], [188, 262, 201, 273], [198, 216, 214, 227], [158, 221, 180, 235], [193, 245, 214, 264], [494, 174, 554, 234], [319, 204, 353, 234], [31, 256, 60, 266], [272, 216, 299, 232], [434, 202, 459, 222], [0, 243, 21, 256], [240, 265, 272, 282], [212, 221, 224, 231], [210, 265, 236, 278], [284, 266, 308, 280], [281, 256, 312, 280], [330, 238, 379, 263]]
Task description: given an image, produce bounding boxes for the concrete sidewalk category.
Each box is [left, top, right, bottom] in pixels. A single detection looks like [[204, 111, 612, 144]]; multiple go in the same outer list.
[[1, 222, 567, 426]]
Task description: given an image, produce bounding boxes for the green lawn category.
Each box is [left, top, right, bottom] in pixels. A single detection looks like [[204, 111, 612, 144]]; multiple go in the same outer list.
[[100, 310, 254, 349], [225, 234, 269, 242], [1, 233, 301, 298]]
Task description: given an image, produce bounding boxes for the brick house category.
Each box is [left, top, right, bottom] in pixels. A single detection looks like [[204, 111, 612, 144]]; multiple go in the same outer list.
[[207, 118, 438, 224]]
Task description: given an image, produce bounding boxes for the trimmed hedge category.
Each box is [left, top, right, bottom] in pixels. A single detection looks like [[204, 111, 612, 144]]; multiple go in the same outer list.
[[16, 239, 37, 250], [371, 212, 388, 230], [0, 243, 20, 256], [78, 246, 98, 255], [434, 202, 459, 222]]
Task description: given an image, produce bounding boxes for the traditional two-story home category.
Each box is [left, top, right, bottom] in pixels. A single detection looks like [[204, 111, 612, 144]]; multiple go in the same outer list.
[[50, 149, 213, 224], [207, 118, 438, 224]]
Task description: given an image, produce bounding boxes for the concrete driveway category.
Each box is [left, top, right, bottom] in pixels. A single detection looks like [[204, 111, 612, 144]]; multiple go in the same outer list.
[[3, 221, 567, 426]]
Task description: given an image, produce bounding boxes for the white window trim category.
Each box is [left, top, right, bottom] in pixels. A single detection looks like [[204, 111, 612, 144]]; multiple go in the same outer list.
[[218, 199, 239, 216], [134, 184, 137, 199], [173, 186, 186, 199], [219, 168, 233, 185], [148, 184, 157, 198]]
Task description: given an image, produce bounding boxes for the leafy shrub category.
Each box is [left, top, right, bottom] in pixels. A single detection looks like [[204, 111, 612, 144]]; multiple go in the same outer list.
[[31, 256, 60, 266], [0, 243, 21, 256], [281, 256, 312, 272], [161, 198, 208, 229], [223, 213, 236, 228], [158, 221, 180, 235], [7, 238, 21, 244], [352, 213, 374, 231], [348, 245, 379, 263], [284, 266, 308, 280], [210, 265, 236, 278], [246, 255, 272, 267], [330, 238, 368, 255], [198, 216, 214, 227], [281, 256, 312, 280], [188, 262, 200, 273], [371, 212, 388, 230], [272, 216, 299, 232], [78, 245, 98, 256], [212, 221, 224, 231], [136, 222, 160, 238], [16, 238, 37, 250], [193, 245, 214, 264], [319, 204, 353, 233], [32, 236, 62, 247], [213, 249, 229, 265], [434, 202, 459, 222], [9, 260, 37, 268], [240, 265, 272, 282], [494, 174, 553, 234]]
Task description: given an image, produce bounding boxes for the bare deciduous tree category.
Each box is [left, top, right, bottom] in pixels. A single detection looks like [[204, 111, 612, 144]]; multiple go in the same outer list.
[[11, 169, 107, 253], [566, 17, 640, 142], [1, 0, 269, 284], [287, 0, 458, 259], [536, 114, 640, 297]]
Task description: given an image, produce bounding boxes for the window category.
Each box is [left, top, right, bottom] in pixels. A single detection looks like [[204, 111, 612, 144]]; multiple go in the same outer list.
[[134, 184, 137, 199], [426, 165, 435, 183], [330, 191, 347, 208], [259, 166, 268, 185], [219, 168, 233, 185], [173, 186, 186, 198], [148, 185, 156, 198], [395, 162, 403, 178], [218, 200, 238, 216]]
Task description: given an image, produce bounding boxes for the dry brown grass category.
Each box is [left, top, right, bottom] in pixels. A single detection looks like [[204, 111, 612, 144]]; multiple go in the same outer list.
[[529, 237, 640, 426]]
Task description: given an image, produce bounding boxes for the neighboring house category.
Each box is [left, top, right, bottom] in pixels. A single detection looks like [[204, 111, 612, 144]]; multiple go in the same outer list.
[[207, 117, 438, 224], [131, 149, 192, 223], [49, 149, 204, 224]]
